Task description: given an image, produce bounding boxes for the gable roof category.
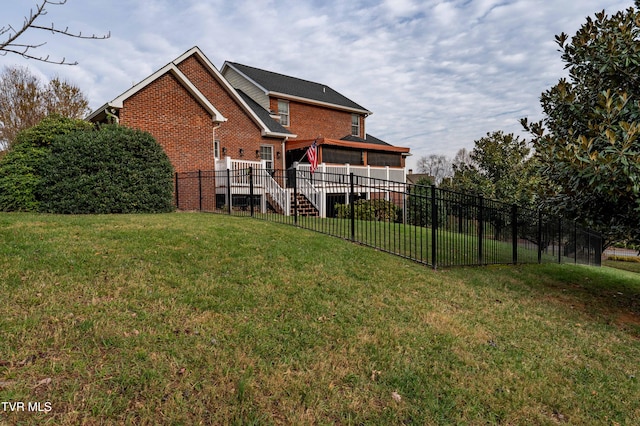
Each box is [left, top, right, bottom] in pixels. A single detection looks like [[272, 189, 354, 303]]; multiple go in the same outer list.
[[172, 47, 293, 138], [236, 90, 291, 136], [88, 46, 296, 139], [222, 62, 372, 115], [87, 62, 226, 123]]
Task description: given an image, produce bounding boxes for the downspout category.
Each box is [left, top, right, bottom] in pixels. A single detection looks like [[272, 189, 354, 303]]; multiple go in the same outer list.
[[213, 121, 222, 169], [281, 137, 288, 170], [105, 107, 119, 124]]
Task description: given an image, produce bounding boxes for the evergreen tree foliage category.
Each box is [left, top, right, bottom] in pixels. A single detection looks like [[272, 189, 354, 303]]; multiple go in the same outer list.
[[522, 3, 640, 247]]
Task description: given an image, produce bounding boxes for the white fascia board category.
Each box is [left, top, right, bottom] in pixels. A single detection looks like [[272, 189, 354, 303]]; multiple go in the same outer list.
[[269, 91, 373, 116], [262, 130, 297, 139], [110, 62, 226, 123]]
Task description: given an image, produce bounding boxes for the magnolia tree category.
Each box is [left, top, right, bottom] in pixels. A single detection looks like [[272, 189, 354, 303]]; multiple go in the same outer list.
[[522, 2, 640, 248]]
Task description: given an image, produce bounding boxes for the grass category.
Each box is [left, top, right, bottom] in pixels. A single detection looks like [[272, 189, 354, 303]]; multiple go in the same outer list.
[[0, 212, 639, 425], [275, 214, 559, 267], [604, 259, 640, 274]]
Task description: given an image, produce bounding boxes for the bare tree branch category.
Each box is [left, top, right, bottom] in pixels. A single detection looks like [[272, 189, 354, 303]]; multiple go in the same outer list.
[[0, 0, 110, 65]]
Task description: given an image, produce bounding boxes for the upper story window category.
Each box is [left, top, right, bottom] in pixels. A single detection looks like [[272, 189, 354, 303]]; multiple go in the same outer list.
[[351, 114, 360, 137], [214, 139, 220, 159], [278, 100, 289, 126]]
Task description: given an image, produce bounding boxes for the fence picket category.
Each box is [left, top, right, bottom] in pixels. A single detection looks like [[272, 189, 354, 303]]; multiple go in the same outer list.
[[174, 168, 602, 268]]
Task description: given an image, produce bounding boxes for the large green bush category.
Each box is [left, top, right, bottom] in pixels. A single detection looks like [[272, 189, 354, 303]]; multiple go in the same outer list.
[[335, 198, 399, 222], [0, 115, 91, 211], [14, 114, 94, 148], [0, 144, 48, 212], [38, 124, 174, 214]]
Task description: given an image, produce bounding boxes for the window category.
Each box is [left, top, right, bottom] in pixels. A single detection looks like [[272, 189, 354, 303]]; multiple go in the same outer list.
[[368, 151, 401, 167], [323, 147, 363, 165], [260, 145, 274, 170], [351, 114, 360, 137], [214, 139, 220, 159], [278, 100, 289, 126]]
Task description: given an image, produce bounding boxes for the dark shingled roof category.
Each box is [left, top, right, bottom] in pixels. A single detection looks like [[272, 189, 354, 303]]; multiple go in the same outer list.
[[236, 90, 293, 136], [227, 62, 371, 113], [341, 134, 392, 146]]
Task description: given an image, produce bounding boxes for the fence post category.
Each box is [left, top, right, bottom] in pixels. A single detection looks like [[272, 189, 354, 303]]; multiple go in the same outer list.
[[431, 185, 437, 269], [512, 204, 518, 264], [478, 196, 484, 265], [174, 172, 179, 210], [537, 210, 542, 264], [293, 170, 298, 225], [574, 222, 578, 265], [198, 170, 202, 212], [350, 173, 355, 241], [249, 167, 254, 217], [226, 168, 232, 215], [558, 219, 562, 264]]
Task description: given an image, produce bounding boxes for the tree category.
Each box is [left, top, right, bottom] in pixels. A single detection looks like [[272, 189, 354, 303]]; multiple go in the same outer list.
[[452, 147, 473, 169], [415, 154, 453, 185], [1, 0, 109, 65], [522, 2, 640, 248], [443, 131, 539, 208], [0, 66, 43, 151], [0, 65, 89, 151]]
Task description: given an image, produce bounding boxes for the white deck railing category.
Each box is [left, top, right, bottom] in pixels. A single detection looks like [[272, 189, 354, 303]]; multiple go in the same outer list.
[[215, 157, 263, 186], [296, 163, 406, 183], [214, 159, 407, 216]]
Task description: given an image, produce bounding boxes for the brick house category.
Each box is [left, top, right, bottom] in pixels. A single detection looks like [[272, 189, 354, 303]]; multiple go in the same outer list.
[[88, 46, 410, 214], [220, 61, 410, 170]]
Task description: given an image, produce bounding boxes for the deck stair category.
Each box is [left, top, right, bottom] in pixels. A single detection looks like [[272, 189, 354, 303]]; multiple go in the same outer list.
[[291, 193, 319, 216]]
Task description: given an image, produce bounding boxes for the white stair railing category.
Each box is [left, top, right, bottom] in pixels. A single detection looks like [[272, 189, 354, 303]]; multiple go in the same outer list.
[[256, 167, 290, 216], [296, 170, 323, 216]]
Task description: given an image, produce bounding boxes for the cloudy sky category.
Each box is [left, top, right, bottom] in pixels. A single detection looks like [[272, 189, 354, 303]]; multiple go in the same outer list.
[[2, 0, 633, 169]]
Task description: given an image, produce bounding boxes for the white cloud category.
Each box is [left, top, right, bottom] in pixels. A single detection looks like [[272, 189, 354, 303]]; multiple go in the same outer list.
[[1, 0, 633, 169]]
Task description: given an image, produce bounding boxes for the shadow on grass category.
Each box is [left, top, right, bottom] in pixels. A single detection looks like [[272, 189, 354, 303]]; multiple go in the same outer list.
[[456, 263, 640, 339], [526, 264, 640, 337]]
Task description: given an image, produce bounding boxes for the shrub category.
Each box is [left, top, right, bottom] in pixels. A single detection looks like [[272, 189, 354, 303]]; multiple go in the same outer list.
[[0, 144, 48, 211], [38, 125, 174, 214], [15, 114, 94, 148], [0, 115, 91, 211], [335, 198, 399, 222], [607, 255, 640, 263]]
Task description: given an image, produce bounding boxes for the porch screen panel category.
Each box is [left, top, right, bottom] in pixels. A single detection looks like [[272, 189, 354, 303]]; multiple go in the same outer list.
[[322, 147, 363, 165], [368, 151, 401, 167]]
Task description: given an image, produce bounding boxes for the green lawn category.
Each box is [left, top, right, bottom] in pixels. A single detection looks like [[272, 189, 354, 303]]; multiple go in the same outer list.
[[1, 213, 638, 425], [272, 214, 559, 267]]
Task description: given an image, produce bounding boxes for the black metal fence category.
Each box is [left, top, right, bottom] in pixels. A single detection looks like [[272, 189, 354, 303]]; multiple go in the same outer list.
[[175, 167, 602, 268]]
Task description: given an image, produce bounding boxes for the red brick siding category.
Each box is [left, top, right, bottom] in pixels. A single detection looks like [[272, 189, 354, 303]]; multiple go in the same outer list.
[[270, 98, 365, 140], [178, 57, 286, 169], [174, 171, 216, 211], [119, 72, 215, 173]]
